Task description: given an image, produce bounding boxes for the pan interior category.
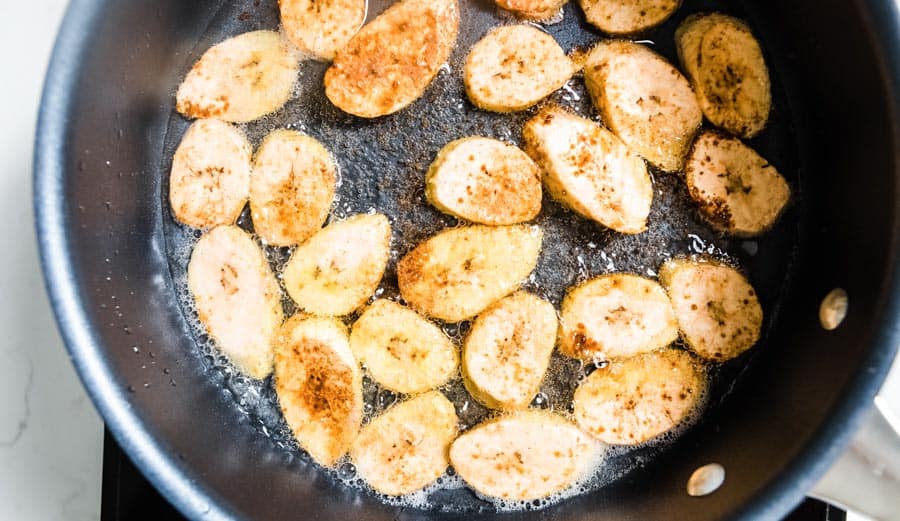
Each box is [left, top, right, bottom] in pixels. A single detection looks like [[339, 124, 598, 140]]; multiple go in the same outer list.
[[160, 0, 801, 512]]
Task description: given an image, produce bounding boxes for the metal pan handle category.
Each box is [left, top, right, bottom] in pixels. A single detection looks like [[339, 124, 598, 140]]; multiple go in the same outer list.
[[810, 398, 900, 520]]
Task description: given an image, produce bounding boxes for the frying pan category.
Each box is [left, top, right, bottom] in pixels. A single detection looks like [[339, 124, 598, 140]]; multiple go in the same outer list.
[[33, 0, 900, 519]]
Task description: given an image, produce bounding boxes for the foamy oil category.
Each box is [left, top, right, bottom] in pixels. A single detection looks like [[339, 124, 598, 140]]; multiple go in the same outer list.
[[160, 0, 799, 513]]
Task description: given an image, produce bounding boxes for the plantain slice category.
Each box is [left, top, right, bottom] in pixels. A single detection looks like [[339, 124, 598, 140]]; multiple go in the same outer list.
[[274, 315, 363, 466], [523, 105, 652, 234], [584, 40, 702, 172], [279, 0, 367, 61], [464, 25, 576, 113], [676, 13, 771, 138], [426, 137, 542, 225], [659, 257, 763, 361], [573, 348, 706, 445], [397, 225, 543, 322], [351, 391, 458, 495], [176, 30, 299, 123], [324, 0, 459, 117], [579, 0, 681, 35], [250, 129, 337, 246], [462, 291, 558, 410], [169, 119, 252, 229], [495, 0, 568, 20], [558, 273, 678, 361], [283, 214, 391, 316], [188, 225, 283, 379], [450, 411, 603, 501], [685, 130, 789, 236], [350, 300, 457, 394]]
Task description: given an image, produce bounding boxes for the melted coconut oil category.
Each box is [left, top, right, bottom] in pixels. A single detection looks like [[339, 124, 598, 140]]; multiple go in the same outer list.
[[161, 0, 800, 513]]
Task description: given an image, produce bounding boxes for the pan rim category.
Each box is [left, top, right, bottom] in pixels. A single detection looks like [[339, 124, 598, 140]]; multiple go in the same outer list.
[[32, 0, 900, 520]]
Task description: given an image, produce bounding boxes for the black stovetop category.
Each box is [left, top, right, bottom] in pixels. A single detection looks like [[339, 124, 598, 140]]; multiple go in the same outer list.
[[101, 429, 846, 521]]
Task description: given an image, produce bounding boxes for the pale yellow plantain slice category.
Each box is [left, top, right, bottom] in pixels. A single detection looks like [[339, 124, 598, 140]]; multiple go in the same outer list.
[[350, 391, 458, 495], [283, 214, 391, 316], [350, 300, 457, 394], [169, 119, 252, 229], [450, 411, 603, 501], [176, 30, 299, 123], [495, 0, 568, 20], [579, 0, 681, 35], [188, 225, 283, 379], [279, 0, 367, 61]]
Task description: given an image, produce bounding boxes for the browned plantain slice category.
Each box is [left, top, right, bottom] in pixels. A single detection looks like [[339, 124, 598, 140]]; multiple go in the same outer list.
[[685, 131, 789, 236], [579, 0, 681, 35], [324, 0, 459, 118], [274, 315, 363, 466], [676, 13, 771, 138]]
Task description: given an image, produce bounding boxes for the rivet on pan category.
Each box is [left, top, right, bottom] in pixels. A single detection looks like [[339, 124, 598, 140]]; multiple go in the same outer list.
[[819, 288, 848, 330], [687, 463, 725, 497]]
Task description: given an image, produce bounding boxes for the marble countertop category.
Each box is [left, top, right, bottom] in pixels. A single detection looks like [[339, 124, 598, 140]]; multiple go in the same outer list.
[[2, 2, 897, 521], [1, 1, 102, 520]]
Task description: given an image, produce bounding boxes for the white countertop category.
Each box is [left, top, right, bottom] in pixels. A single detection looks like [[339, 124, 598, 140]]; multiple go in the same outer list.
[[0, 1, 102, 519], [1, 2, 897, 521]]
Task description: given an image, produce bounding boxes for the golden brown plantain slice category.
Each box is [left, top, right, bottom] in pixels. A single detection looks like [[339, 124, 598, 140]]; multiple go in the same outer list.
[[324, 0, 459, 118], [397, 225, 543, 322], [274, 315, 363, 467], [249, 129, 337, 246], [426, 137, 542, 225]]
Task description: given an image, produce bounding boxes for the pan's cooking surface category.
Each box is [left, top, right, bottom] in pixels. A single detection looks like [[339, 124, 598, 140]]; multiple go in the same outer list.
[[160, 0, 800, 512]]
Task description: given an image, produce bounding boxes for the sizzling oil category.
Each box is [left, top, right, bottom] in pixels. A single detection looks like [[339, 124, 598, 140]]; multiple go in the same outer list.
[[161, 0, 800, 513]]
